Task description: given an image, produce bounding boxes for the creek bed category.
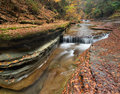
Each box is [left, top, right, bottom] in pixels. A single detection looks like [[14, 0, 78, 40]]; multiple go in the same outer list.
[[0, 21, 110, 94]]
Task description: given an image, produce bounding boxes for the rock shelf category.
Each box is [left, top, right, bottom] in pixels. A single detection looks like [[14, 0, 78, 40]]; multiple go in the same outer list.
[[63, 21, 120, 94], [0, 21, 70, 90]]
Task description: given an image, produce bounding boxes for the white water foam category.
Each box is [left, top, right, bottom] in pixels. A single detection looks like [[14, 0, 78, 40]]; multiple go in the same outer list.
[[60, 43, 74, 49], [75, 44, 91, 51], [93, 34, 109, 43]]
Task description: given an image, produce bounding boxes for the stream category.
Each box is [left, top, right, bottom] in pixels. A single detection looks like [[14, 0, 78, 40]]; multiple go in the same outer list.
[[0, 20, 109, 94]]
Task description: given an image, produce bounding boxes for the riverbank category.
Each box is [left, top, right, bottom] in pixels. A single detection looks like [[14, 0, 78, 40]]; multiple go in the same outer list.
[[0, 20, 71, 90], [63, 21, 120, 94], [0, 20, 109, 94]]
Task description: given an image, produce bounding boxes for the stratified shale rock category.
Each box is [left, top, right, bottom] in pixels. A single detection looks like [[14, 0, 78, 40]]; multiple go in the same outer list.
[[63, 23, 120, 94], [0, 22, 70, 90], [0, 37, 59, 90]]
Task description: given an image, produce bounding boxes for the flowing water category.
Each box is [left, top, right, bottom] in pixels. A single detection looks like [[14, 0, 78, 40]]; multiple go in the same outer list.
[[39, 21, 109, 94], [0, 21, 109, 94]]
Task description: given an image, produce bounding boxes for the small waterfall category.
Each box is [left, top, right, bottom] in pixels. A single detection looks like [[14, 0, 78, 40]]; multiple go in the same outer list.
[[62, 36, 93, 44], [61, 33, 109, 44]]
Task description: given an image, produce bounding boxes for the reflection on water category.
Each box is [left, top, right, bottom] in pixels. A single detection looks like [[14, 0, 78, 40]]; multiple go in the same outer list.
[[0, 21, 109, 94]]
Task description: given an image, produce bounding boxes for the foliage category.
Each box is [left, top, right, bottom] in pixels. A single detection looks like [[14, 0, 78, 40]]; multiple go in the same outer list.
[[39, 0, 81, 20], [1, 0, 120, 23], [39, 0, 120, 19], [78, 0, 120, 18]]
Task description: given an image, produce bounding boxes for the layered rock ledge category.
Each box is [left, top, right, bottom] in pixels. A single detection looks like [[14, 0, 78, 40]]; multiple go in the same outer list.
[[0, 21, 70, 90], [63, 22, 120, 94]]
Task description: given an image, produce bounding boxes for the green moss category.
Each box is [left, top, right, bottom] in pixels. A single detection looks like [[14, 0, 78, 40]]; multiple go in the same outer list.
[[0, 33, 12, 40], [0, 22, 70, 40], [0, 27, 17, 31], [0, 26, 37, 40], [0, 33, 25, 40], [58, 22, 70, 28], [0, 26, 37, 31]]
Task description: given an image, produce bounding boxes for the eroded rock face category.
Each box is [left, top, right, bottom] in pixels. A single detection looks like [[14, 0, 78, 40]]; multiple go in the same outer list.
[[0, 29, 63, 51], [63, 25, 120, 94], [0, 21, 70, 90], [0, 37, 59, 90], [0, 28, 67, 90]]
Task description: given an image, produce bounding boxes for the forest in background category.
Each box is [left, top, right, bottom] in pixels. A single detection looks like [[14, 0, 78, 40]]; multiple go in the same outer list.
[[52, 0, 120, 19], [78, 0, 120, 19], [29, 0, 120, 20], [0, 0, 120, 24]]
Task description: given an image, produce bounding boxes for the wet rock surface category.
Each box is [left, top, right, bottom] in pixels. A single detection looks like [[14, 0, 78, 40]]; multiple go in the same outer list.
[[0, 22, 70, 90], [63, 22, 120, 94], [0, 38, 59, 90]]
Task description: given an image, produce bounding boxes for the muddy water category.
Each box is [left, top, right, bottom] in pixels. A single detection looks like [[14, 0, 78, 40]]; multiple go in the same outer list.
[[0, 21, 109, 94]]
